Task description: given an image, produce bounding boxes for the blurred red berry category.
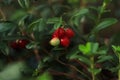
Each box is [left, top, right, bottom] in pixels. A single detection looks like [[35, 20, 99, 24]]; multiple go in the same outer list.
[[52, 28, 65, 38], [60, 37, 70, 47], [18, 39, 29, 48], [65, 28, 74, 38], [10, 42, 19, 49], [10, 39, 29, 49]]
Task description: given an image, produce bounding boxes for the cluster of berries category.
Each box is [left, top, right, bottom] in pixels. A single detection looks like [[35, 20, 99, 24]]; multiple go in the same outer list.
[[10, 39, 29, 49], [50, 27, 74, 47]]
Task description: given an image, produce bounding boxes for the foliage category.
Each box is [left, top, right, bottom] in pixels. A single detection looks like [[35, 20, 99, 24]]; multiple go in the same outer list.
[[0, 0, 120, 80]]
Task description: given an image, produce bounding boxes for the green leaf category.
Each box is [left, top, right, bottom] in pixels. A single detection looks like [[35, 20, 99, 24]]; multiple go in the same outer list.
[[47, 17, 61, 24], [18, 0, 30, 9], [79, 45, 89, 54], [37, 72, 52, 80], [28, 18, 46, 32], [66, 49, 79, 59], [91, 42, 99, 53], [26, 42, 39, 49], [24, 0, 30, 9], [18, 0, 25, 8], [53, 17, 62, 29], [112, 45, 120, 53], [97, 55, 113, 63], [93, 18, 118, 33], [78, 56, 91, 66], [112, 45, 120, 57], [10, 10, 27, 21], [88, 68, 101, 75], [73, 8, 89, 17], [0, 23, 15, 32], [0, 43, 10, 55], [79, 42, 99, 55]]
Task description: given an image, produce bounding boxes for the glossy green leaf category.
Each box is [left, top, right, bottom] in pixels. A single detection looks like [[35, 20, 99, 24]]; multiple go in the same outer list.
[[73, 8, 89, 17], [93, 18, 118, 33], [28, 18, 46, 32], [0, 23, 15, 32]]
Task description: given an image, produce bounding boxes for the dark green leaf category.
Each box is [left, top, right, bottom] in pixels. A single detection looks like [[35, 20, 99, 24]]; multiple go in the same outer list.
[[93, 18, 118, 33], [78, 56, 91, 66], [97, 55, 113, 63], [0, 43, 10, 55], [10, 10, 27, 21], [47, 17, 61, 24], [26, 42, 39, 49], [0, 23, 15, 32], [28, 18, 46, 32], [73, 8, 89, 17]]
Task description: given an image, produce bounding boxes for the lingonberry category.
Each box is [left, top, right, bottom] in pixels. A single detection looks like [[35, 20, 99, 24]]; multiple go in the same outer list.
[[50, 37, 60, 46], [18, 39, 29, 48], [10, 39, 29, 49], [52, 27, 65, 38], [65, 28, 74, 38], [60, 37, 70, 47], [10, 41, 19, 49]]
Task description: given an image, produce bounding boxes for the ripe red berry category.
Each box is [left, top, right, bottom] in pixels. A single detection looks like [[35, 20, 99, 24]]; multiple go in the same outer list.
[[60, 37, 70, 47], [52, 28, 65, 38], [10, 39, 29, 49], [65, 28, 74, 38], [18, 39, 29, 48], [10, 41, 19, 49]]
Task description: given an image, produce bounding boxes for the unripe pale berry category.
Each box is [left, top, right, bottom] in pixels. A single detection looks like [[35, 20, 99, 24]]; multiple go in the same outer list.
[[50, 37, 60, 46]]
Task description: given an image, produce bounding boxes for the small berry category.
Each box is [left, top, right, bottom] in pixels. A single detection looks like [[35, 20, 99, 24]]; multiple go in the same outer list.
[[60, 37, 70, 47], [50, 37, 60, 46], [18, 39, 29, 48], [65, 28, 74, 38], [52, 28, 65, 38], [10, 39, 29, 49], [10, 42, 19, 49]]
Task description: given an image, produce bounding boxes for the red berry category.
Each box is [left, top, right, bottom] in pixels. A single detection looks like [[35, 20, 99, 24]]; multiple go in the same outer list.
[[10, 42, 19, 49], [18, 39, 29, 48], [52, 28, 65, 38], [65, 28, 74, 38], [60, 37, 70, 47], [10, 39, 29, 49]]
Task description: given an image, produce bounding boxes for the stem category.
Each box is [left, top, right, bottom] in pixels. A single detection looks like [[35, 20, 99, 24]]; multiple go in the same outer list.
[[95, 1, 106, 25], [90, 56, 95, 80]]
